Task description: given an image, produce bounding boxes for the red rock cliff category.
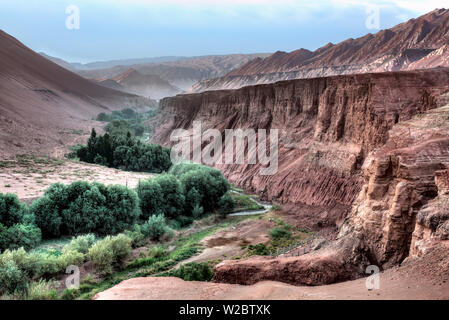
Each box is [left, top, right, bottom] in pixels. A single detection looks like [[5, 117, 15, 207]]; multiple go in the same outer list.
[[152, 68, 449, 227]]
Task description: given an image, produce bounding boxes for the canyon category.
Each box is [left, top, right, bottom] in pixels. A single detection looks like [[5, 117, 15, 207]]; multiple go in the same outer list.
[[152, 67, 449, 285]]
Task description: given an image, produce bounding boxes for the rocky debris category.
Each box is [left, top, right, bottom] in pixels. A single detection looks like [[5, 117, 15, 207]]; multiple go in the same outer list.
[[212, 235, 370, 286]]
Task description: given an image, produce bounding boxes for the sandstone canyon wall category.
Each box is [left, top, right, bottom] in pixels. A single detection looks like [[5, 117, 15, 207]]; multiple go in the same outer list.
[[153, 68, 449, 228]]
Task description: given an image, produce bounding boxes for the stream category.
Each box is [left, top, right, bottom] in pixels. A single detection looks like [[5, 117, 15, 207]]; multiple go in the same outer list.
[[228, 190, 273, 216]]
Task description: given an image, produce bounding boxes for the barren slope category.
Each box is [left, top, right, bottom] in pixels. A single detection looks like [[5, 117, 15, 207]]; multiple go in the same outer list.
[[0, 30, 155, 158]]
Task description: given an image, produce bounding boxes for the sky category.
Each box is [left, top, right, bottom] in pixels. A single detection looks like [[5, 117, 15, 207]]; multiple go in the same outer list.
[[0, 0, 446, 63]]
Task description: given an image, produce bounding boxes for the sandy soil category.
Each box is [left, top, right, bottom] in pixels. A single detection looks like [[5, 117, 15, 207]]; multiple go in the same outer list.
[[0, 158, 153, 202], [174, 218, 274, 268], [95, 242, 449, 300]]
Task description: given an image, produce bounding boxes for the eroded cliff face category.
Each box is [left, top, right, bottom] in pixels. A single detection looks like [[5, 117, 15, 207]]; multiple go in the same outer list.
[[153, 69, 449, 228], [343, 104, 449, 269]]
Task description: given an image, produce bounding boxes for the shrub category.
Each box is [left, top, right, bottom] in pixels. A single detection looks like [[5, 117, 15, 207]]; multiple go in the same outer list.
[[110, 234, 132, 263], [61, 288, 80, 300], [0, 223, 41, 252], [77, 129, 172, 173], [141, 214, 170, 240], [175, 215, 194, 228], [0, 260, 28, 295], [218, 192, 235, 217], [125, 224, 146, 248], [247, 243, 269, 256], [0, 248, 41, 279], [58, 250, 85, 268], [164, 262, 213, 282], [62, 234, 96, 255], [87, 234, 132, 274], [26, 279, 59, 300], [87, 238, 114, 275], [269, 227, 291, 240]]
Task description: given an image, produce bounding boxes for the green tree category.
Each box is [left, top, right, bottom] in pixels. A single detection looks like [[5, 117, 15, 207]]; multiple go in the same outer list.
[[155, 174, 185, 219]]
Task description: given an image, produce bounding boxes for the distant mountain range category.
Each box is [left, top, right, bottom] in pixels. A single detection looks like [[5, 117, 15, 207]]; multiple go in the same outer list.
[[42, 53, 272, 92], [97, 68, 181, 100], [39, 53, 189, 71], [191, 8, 449, 92]]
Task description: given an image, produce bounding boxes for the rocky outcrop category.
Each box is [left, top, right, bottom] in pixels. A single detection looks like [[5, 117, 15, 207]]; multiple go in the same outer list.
[[343, 104, 449, 268], [153, 68, 449, 226], [191, 9, 449, 92]]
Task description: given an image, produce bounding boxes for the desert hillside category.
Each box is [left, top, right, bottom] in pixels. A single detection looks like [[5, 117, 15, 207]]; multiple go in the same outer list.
[[0, 30, 155, 158]]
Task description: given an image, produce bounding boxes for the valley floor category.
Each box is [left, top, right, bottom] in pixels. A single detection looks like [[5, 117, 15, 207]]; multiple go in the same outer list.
[[95, 241, 449, 300], [0, 156, 153, 202]]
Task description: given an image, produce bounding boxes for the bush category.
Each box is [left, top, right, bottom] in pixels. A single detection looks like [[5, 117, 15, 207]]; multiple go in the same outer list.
[[141, 214, 170, 240], [87, 234, 132, 274], [0, 260, 28, 295], [269, 227, 291, 240], [125, 224, 146, 248], [247, 243, 269, 256], [175, 215, 194, 228], [0, 223, 41, 252], [110, 234, 133, 262], [61, 288, 80, 300], [164, 262, 213, 282], [30, 181, 140, 238], [62, 234, 96, 255], [26, 279, 59, 300], [218, 192, 235, 217], [77, 129, 172, 173], [87, 238, 114, 275]]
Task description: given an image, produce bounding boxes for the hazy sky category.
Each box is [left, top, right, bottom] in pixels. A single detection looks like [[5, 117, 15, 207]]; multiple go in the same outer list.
[[0, 0, 446, 63]]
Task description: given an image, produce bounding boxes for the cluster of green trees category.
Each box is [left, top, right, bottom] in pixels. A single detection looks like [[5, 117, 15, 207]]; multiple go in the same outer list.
[[137, 163, 234, 226], [0, 163, 235, 254], [76, 129, 172, 173], [96, 108, 157, 137], [30, 181, 140, 238]]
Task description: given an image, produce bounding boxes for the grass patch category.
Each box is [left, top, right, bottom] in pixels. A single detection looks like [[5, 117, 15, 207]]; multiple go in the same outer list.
[[76, 216, 251, 299], [231, 193, 264, 212]]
